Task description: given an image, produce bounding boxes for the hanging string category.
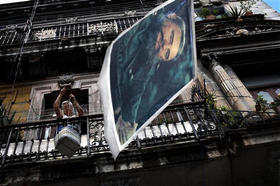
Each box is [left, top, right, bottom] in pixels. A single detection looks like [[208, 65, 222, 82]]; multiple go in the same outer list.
[[8, 0, 41, 119], [11, 0, 40, 90]]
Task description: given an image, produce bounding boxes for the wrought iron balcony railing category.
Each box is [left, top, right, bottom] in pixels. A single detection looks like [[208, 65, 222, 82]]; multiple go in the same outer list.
[[1, 101, 280, 169], [0, 14, 144, 47], [30, 16, 142, 42]]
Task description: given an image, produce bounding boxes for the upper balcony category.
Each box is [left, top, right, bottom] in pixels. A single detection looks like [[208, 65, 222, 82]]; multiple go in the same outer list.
[[0, 14, 144, 55], [0, 0, 165, 60]]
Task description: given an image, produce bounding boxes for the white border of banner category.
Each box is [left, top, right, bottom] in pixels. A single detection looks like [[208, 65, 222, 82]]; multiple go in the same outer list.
[[98, 0, 197, 159]]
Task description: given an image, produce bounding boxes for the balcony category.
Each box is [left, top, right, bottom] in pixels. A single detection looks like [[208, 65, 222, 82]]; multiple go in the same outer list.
[[1, 100, 280, 170], [0, 15, 143, 47]]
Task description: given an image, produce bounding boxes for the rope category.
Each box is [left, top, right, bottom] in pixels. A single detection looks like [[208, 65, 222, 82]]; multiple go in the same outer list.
[[12, 0, 40, 90], [7, 0, 41, 120]]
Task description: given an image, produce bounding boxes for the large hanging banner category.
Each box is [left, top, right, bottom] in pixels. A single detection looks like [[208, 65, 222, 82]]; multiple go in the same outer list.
[[98, 0, 196, 159]]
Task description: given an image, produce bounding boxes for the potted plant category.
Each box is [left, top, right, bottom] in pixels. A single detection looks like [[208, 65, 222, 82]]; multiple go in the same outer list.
[[206, 14, 216, 20], [199, 7, 211, 19], [239, 0, 256, 16], [255, 95, 268, 112], [225, 0, 257, 18], [226, 4, 243, 18]]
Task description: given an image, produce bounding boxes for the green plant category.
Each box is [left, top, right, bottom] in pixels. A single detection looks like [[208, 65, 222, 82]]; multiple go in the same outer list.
[[205, 92, 216, 110], [255, 95, 268, 112], [227, 0, 257, 18], [227, 5, 243, 18], [239, 0, 257, 13], [199, 8, 210, 18], [255, 95, 266, 105], [219, 106, 242, 128], [212, 9, 220, 15], [219, 106, 229, 112]]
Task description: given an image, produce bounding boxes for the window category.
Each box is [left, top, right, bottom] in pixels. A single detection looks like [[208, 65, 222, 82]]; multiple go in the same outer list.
[[250, 86, 280, 105], [41, 89, 89, 120], [275, 89, 280, 96], [257, 91, 274, 104], [28, 77, 100, 122], [232, 60, 280, 90]]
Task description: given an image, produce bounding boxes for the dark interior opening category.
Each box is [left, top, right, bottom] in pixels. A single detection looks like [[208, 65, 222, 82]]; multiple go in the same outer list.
[[26, 48, 88, 79], [42, 88, 89, 134], [0, 47, 106, 83], [232, 61, 280, 79], [232, 61, 280, 88], [44, 89, 88, 110], [44, 48, 88, 76], [42, 89, 89, 119]]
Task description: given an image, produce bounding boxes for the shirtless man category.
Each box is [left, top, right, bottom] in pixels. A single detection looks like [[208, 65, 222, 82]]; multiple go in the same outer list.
[[53, 87, 83, 119]]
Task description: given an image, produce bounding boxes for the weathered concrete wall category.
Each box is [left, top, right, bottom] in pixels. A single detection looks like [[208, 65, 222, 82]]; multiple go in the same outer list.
[[36, 144, 280, 186], [0, 85, 31, 124], [0, 73, 101, 124], [3, 155, 233, 186]]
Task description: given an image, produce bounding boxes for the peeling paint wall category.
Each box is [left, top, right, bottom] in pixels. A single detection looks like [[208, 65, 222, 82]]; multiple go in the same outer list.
[[0, 85, 31, 124]]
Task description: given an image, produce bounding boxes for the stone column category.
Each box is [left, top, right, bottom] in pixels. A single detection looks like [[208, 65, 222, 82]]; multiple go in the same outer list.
[[197, 59, 232, 109], [208, 56, 256, 111], [223, 65, 257, 111]]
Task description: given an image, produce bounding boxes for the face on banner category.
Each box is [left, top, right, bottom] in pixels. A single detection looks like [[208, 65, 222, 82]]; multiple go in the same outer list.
[[155, 14, 182, 61], [109, 0, 194, 145]]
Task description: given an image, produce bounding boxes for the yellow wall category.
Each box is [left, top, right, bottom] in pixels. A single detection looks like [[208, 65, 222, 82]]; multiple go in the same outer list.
[[0, 86, 31, 124]]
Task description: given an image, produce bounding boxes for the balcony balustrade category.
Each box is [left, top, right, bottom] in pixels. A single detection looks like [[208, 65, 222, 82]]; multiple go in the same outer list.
[[1, 100, 280, 169], [0, 15, 143, 47]]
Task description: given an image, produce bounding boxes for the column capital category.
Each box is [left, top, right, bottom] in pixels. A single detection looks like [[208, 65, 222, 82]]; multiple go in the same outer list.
[[202, 53, 221, 68]]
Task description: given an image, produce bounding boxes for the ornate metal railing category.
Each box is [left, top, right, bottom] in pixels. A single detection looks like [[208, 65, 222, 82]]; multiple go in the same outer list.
[[1, 100, 280, 169], [0, 102, 212, 167], [211, 109, 280, 129], [0, 0, 162, 47], [29, 16, 142, 42], [0, 15, 144, 47]]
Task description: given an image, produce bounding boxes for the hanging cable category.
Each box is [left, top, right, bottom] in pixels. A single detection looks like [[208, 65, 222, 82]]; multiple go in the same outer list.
[[12, 0, 40, 90], [9, 0, 41, 119]]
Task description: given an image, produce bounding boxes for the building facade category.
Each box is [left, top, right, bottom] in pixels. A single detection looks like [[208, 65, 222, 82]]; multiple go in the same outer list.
[[1, 0, 280, 185]]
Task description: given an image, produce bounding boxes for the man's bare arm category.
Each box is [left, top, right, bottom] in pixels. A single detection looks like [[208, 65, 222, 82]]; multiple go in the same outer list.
[[53, 87, 66, 119], [70, 94, 84, 117]]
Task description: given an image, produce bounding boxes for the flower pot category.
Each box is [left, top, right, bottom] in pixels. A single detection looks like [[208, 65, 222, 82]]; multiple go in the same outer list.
[[244, 11, 253, 16], [206, 14, 216, 20], [255, 104, 261, 112]]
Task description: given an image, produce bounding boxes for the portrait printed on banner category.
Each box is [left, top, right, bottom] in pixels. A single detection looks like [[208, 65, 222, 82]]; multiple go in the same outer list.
[[110, 0, 195, 144]]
